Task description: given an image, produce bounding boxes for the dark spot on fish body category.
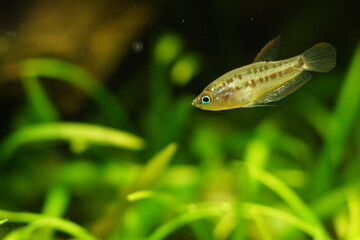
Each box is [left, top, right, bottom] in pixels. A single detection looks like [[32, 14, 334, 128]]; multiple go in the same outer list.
[[270, 73, 277, 79], [250, 79, 256, 87], [259, 77, 264, 83], [298, 58, 304, 68], [235, 86, 241, 90], [222, 94, 230, 101], [222, 82, 226, 87], [227, 78, 234, 84], [278, 71, 283, 77], [283, 66, 296, 75], [282, 68, 290, 75], [264, 65, 269, 71], [236, 74, 243, 80], [265, 76, 270, 81], [245, 81, 250, 87], [205, 86, 212, 91]]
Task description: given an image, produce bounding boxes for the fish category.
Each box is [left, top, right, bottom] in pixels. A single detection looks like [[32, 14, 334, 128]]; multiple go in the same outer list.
[[192, 36, 336, 111]]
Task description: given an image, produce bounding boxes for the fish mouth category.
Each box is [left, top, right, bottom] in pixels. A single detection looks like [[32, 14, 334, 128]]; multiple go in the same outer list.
[[191, 99, 197, 106]]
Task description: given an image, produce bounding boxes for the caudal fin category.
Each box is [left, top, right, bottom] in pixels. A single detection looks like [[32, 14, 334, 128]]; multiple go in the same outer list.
[[302, 42, 336, 73]]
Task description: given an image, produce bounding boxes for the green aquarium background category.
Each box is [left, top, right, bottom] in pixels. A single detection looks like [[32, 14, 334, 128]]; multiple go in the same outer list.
[[0, 0, 359, 240]]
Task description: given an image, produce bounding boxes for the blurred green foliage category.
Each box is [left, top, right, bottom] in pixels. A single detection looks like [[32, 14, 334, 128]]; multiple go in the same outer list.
[[0, 1, 360, 240]]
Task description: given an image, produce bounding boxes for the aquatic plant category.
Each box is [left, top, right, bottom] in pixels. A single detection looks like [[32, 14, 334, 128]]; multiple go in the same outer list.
[[0, 20, 359, 240]]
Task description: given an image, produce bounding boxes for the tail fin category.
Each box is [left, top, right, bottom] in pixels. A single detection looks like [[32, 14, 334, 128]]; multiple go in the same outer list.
[[302, 42, 336, 73]]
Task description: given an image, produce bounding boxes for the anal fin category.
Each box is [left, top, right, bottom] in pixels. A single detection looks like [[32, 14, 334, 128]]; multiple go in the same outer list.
[[251, 71, 312, 105]]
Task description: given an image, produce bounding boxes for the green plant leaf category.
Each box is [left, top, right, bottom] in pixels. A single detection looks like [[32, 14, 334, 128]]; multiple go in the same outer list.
[[21, 58, 127, 127], [247, 164, 330, 240], [20, 70, 59, 122], [345, 185, 360, 240], [129, 142, 177, 191], [153, 33, 183, 65], [147, 202, 319, 240], [171, 53, 201, 86], [21, 217, 98, 240], [315, 42, 360, 194], [0, 210, 97, 240], [0, 122, 145, 162], [0, 219, 7, 225]]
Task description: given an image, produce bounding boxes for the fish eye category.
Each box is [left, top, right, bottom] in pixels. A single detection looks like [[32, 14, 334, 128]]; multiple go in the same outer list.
[[201, 95, 212, 104]]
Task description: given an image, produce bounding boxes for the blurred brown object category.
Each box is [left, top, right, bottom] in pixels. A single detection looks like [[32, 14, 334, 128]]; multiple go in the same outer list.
[[0, 0, 154, 113]]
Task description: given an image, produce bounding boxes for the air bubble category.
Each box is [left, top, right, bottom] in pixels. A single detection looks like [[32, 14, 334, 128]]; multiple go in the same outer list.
[[132, 41, 143, 53]]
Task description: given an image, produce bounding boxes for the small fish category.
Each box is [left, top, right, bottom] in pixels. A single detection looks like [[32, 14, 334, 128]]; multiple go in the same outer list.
[[192, 36, 336, 111]]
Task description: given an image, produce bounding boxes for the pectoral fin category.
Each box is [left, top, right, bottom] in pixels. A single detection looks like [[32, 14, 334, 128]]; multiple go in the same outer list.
[[249, 71, 312, 106], [254, 36, 281, 62]]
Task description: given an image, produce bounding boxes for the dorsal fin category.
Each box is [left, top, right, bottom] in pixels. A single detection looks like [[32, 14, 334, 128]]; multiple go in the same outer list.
[[254, 36, 281, 62]]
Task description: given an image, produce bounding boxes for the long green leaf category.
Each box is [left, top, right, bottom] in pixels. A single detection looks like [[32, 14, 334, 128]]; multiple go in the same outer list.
[[20, 73, 59, 122], [0, 210, 97, 240], [345, 185, 360, 240], [147, 202, 318, 240], [0, 122, 145, 162], [0, 219, 7, 225], [129, 142, 177, 191], [21, 217, 98, 240], [21, 58, 127, 127], [315, 42, 360, 195], [248, 165, 330, 240]]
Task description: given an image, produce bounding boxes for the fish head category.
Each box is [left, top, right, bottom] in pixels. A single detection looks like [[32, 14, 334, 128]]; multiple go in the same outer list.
[[192, 81, 248, 111], [191, 91, 221, 111]]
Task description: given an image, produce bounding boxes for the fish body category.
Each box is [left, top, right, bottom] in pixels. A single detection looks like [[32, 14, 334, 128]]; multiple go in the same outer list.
[[192, 37, 336, 111]]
